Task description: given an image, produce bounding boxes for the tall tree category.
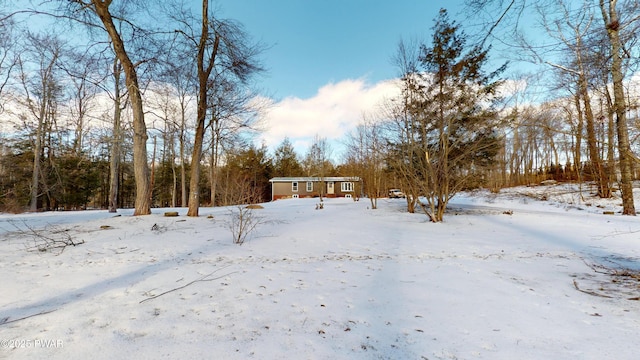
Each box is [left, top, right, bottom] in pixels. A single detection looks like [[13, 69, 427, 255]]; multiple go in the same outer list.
[[15, 32, 64, 212], [108, 58, 125, 212], [385, 38, 422, 213], [157, 43, 196, 208], [208, 75, 265, 207], [344, 117, 385, 209], [68, 0, 151, 215], [58, 47, 100, 155], [180, 2, 264, 215], [398, 9, 505, 222], [540, 0, 611, 197], [600, 0, 636, 215], [187, 0, 217, 216]]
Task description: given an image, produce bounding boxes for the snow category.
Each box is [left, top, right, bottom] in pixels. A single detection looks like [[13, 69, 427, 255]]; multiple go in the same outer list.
[[1, 184, 639, 359]]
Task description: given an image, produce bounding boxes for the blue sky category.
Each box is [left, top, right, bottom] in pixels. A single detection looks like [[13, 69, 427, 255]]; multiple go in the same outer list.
[[216, 0, 466, 99], [212, 1, 469, 156], [6, 0, 471, 159]]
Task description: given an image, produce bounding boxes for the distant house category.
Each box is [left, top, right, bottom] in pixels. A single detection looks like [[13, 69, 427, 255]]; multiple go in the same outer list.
[[269, 177, 361, 201]]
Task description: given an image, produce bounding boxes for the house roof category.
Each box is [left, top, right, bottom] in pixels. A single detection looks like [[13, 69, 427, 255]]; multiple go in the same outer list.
[[269, 177, 360, 183]]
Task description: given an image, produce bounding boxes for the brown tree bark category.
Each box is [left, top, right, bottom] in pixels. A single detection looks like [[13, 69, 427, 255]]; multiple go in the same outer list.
[[578, 70, 611, 198], [187, 0, 219, 216], [91, 1, 150, 215], [108, 58, 122, 213], [180, 105, 187, 208], [600, 0, 636, 215]]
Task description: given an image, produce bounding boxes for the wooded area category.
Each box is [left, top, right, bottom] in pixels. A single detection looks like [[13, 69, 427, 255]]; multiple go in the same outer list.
[[1, 1, 639, 222]]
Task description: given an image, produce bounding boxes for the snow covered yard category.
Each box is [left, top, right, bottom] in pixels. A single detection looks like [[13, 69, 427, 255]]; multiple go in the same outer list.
[[1, 186, 640, 359]]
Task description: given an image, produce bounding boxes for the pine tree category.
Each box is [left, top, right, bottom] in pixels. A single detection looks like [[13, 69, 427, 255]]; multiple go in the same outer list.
[[402, 8, 506, 222], [272, 137, 303, 177]]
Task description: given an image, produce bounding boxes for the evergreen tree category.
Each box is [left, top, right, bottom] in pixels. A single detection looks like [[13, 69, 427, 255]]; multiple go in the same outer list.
[[218, 144, 273, 205], [398, 8, 506, 222], [272, 137, 303, 177]]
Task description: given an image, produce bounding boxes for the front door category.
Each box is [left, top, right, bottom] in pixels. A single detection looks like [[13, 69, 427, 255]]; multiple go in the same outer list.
[[327, 181, 334, 195]]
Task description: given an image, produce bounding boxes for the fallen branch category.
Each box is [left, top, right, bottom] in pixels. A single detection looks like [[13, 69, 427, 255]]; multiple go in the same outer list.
[[0, 309, 57, 326], [573, 279, 613, 298], [9, 220, 84, 254], [140, 266, 236, 304]]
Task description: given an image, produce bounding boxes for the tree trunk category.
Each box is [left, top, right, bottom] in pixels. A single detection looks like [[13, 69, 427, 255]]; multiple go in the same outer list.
[[579, 73, 611, 198], [108, 59, 122, 213], [29, 112, 44, 212], [93, 1, 150, 216], [180, 105, 187, 207], [186, 76, 206, 215], [29, 51, 57, 212], [170, 129, 178, 208], [188, 0, 219, 216], [572, 95, 584, 186], [601, 0, 636, 215], [209, 127, 220, 207], [149, 135, 157, 207]]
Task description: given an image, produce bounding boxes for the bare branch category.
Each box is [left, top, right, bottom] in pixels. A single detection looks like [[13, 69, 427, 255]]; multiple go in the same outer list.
[[140, 266, 237, 304]]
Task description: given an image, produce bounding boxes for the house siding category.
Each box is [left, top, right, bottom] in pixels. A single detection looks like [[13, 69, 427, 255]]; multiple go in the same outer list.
[[269, 177, 360, 201]]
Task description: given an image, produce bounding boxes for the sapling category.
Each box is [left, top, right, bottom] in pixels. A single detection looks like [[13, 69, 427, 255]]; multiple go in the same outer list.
[[229, 206, 262, 245]]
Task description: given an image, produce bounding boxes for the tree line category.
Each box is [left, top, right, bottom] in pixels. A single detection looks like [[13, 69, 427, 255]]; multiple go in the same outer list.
[[1, 1, 640, 222], [1, 1, 268, 215], [344, 2, 640, 221]]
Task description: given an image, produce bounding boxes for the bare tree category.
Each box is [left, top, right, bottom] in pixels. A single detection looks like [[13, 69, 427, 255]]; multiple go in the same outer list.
[[207, 75, 267, 207], [182, 2, 265, 216], [68, 0, 151, 215], [186, 0, 217, 216], [344, 116, 385, 209], [303, 135, 332, 200], [600, 0, 636, 215], [57, 48, 101, 155], [468, 0, 637, 214], [14, 32, 64, 212], [157, 45, 196, 208], [108, 58, 126, 212], [385, 38, 422, 213], [0, 16, 18, 115], [538, 1, 612, 197]]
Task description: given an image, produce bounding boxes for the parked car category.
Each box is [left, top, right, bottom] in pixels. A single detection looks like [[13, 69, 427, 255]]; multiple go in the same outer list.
[[388, 189, 405, 198]]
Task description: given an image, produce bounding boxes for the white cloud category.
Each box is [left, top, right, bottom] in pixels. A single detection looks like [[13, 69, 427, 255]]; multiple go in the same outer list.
[[257, 78, 400, 157]]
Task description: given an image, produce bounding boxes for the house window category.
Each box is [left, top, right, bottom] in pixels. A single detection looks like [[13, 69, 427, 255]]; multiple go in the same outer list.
[[306, 181, 313, 192], [341, 182, 354, 192], [292, 181, 298, 192]]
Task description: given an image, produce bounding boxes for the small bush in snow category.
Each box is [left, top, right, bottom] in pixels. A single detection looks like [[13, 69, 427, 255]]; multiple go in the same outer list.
[[229, 206, 261, 245]]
